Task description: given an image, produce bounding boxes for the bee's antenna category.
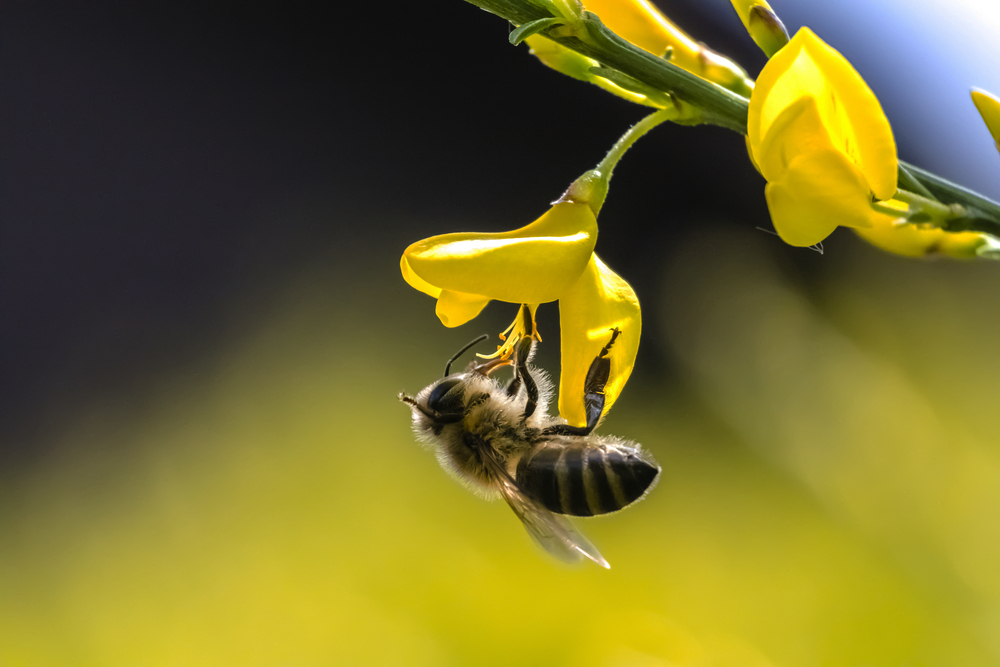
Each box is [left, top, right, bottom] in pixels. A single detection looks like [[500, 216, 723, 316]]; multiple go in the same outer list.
[[444, 334, 489, 376]]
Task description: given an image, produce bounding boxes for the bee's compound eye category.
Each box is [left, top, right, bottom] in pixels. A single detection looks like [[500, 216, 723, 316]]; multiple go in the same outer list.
[[427, 378, 463, 414]]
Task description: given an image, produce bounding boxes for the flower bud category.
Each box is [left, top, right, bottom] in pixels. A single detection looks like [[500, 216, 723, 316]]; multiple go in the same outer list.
[[747, 4, 789, 57], [971, 88, 1000, 155]]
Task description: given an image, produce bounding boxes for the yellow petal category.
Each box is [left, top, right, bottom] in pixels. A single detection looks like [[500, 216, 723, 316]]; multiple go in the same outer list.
[[557, 254, 641, 428], [854, 211, 987, 259], [402, 202, 597, 306], [744, 135, 762, 176], [435, 290, 492, 328], [400, 254, 441, 299], [582, 0, 680, 56], [971, 88, 1000, 149], [748, 27, 896, 199], [755, 95, 839, 183], [764, 148, 874, 247]]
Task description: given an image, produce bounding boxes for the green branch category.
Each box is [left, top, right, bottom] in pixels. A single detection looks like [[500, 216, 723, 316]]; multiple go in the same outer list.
[[462, 0, 1000, 238], [896, 164, 1000, 237], [468, 0, 749, 132]]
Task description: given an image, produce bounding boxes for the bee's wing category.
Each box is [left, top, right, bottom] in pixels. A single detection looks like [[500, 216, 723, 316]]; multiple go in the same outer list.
[[478, 443, 609, 569], [502, 480, 610, 569]]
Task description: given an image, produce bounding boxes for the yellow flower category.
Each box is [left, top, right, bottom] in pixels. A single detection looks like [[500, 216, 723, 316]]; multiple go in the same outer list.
[[971, 88, 1000, 155], [400, 201, 640, 428], [854, 200, 990, 259], [400, 202, 597, 327], [524, 0, 754, 103], [746, 28, 899, 247]]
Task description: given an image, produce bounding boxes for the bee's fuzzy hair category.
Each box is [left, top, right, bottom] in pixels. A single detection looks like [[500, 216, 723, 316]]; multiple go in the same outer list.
[[406, 363, 557, 499]]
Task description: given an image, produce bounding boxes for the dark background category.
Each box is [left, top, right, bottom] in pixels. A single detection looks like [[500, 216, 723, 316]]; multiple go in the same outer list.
[[1, 1, 777, 462], [4, 0, 999, 465]]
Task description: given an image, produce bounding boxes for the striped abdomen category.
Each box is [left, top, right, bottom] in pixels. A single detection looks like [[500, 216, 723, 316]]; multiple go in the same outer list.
[[515, 441, 660, 516]]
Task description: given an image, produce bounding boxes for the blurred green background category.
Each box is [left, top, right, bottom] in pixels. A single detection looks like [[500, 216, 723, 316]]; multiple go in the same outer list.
[[3, 1, 1000, 665]]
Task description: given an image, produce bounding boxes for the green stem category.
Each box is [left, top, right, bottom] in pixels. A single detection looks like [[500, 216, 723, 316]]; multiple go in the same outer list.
[[893, 189, 963, 221], [596, 107, 677, 179], [870, 200, 907, 218], [466, 0, 750, 131], [462, 0, 1000, 237], [897, 162, 937, 201], [896, 163, 1000, 237], [563, 107, 677, 215]]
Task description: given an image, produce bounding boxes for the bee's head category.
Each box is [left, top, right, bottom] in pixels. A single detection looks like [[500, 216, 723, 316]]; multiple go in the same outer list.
[[398, 374, 468, 429], [399, 334, 494, 428]]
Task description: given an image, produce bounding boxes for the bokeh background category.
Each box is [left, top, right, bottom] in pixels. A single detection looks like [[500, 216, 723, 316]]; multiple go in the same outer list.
[[3, 0, 1000, 664]]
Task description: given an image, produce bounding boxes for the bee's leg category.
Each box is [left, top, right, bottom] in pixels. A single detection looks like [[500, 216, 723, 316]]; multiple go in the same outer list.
[[511, 335, 539, 421], [504, 338, 525, 398], [542, 327, 621, 436]]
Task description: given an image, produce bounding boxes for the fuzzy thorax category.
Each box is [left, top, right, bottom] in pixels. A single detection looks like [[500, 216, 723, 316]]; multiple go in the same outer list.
[[408, 367, 555, 496]]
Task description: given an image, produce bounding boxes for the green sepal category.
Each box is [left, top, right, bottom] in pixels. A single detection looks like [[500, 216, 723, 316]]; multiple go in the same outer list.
[[509, 17, 563, 46], [897, 163, 938, 201]]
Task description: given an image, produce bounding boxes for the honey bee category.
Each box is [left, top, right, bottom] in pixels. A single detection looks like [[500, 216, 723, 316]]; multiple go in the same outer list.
[[399, 313, 660, 568]]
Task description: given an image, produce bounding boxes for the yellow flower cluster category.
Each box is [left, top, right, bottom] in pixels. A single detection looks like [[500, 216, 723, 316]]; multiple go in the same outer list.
[[400, 1, 1000, 430], [744, 27, 994, 257]]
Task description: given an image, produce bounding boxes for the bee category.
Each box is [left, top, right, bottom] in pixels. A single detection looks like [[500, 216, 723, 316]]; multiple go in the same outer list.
[[399, 312, 660, 568]]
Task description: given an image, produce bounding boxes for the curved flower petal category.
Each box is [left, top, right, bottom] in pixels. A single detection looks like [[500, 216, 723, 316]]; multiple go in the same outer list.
[[402, 201, 597, 306], [748, 27, 896, 199], [400, 254, 441, 299], [557, 254, 641, 427], [765, 148, 874, 247], [435, 290, 492, 328]]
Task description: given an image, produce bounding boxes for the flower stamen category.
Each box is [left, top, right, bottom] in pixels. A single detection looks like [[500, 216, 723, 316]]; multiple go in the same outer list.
[[478, 304, 541, 360]]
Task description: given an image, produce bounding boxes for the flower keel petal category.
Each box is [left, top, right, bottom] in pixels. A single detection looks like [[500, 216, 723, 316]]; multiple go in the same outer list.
[[765, 148, 874, 247], [557, 255, 641, 427]]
